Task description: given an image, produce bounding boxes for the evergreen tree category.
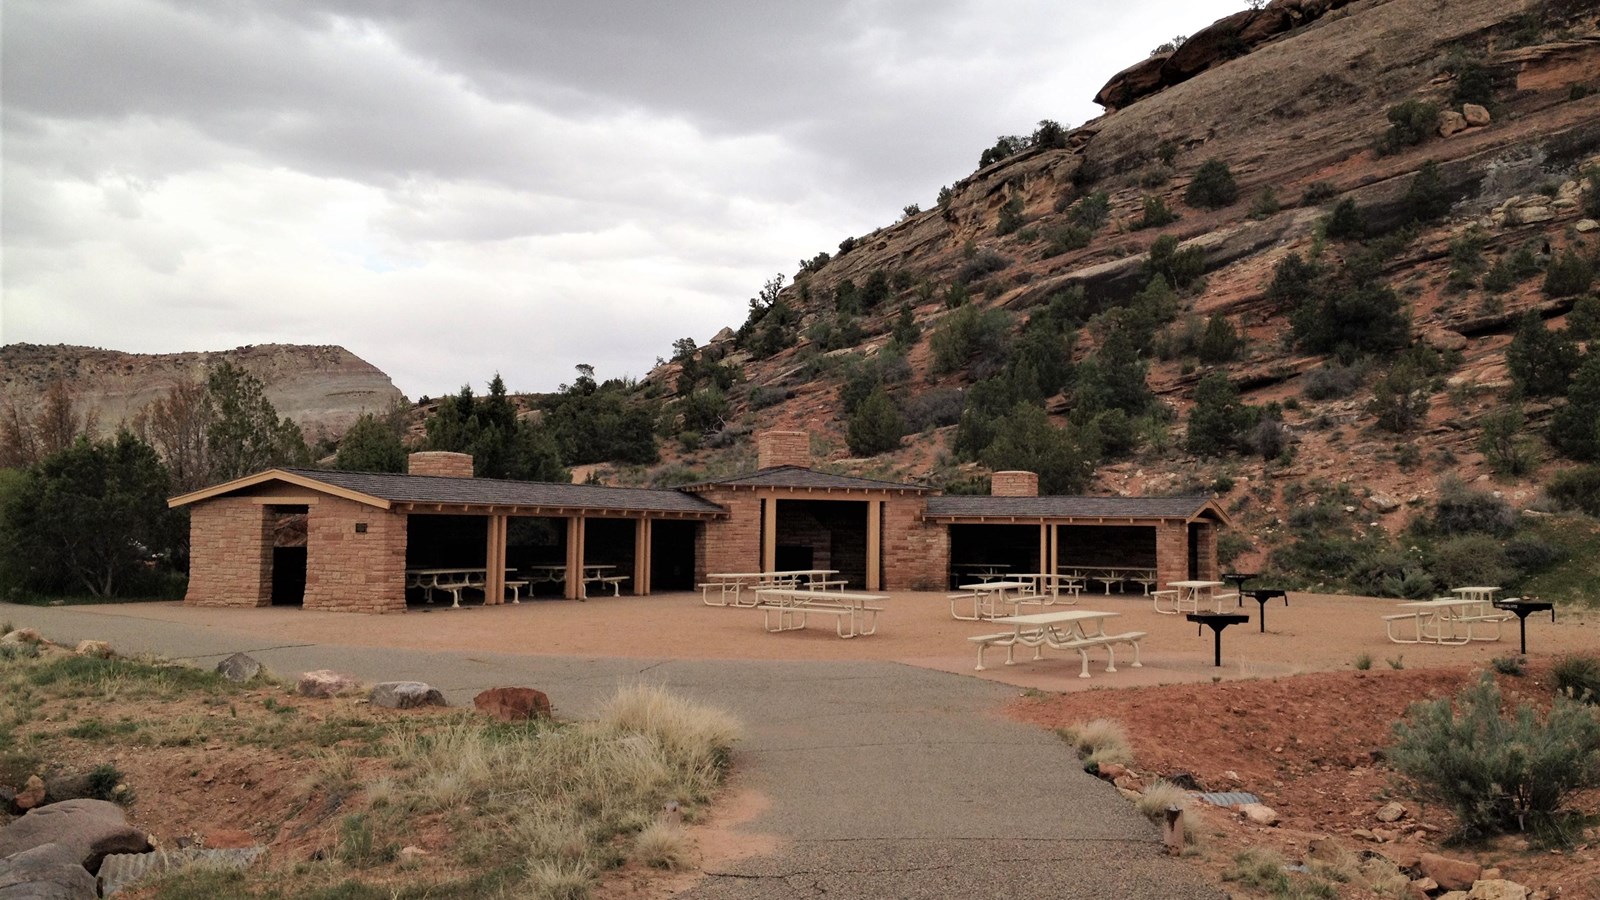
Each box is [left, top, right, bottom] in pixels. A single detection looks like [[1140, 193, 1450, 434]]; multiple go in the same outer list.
[[1185, 373, 1249, 456], [846, 388, 907, 457], [1506, 313, 1580, 397], [334, 412, 408, 473]]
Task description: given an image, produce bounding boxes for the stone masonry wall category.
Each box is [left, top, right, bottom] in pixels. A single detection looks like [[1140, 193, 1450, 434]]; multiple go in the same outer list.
[[184, 498, 272, 607], [696, 490, 761, 581], [1193, 523, 1219, 581], [407, 451, 474, 478], [1155, 522, 1190, 591], [883, 499, 948, 591], [756, 431, 811, 470], [303, 497, 407, 613], [991, 471, 1039, 497]]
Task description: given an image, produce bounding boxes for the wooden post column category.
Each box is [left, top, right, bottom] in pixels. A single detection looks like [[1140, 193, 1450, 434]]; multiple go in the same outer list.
[[1038, 524, 1049, 575], [1049, 524, 1059, 574], [633, 518, 650, 596], [761, 496, 778, 573], [565, 515, 585, 600], [485, 514, 508, 605], [866, 499, 883, 591]]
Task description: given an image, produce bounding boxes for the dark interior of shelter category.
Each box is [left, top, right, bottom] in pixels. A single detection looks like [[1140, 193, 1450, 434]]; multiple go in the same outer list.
[[269, 506, 308, 606], [650, 521, 697, 592], [772, 499, 868, 588], [947, 524, 1040, 588]]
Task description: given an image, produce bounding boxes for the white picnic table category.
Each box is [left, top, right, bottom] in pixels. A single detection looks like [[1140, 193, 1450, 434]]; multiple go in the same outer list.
[[1153, 580, 1232, 615], [1066, 566, 1158, 594], [753, 587, 885, 638], [405, 567, 520, 608], [1451, 586, 1502, 603], [1012, 573, 1082, 604], [969, 610, 1146, 678], [702, 570, 841, 606], [951, 580, 1041, 621], [1384, 597, 1511, 645], [523, 564, 627, 599]]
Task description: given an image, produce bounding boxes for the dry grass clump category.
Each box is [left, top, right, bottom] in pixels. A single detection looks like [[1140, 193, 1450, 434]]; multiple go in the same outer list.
[[375, 684, 739, 897], [632, 822, 691, 870], [1056, 718, 1133, 767], [1358, 856, 1413, 898]]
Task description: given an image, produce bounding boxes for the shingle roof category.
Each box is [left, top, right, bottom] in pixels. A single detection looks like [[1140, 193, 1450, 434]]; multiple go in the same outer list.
[[278, 468, 726, 516], [685, 465, 929, 493], [924, 494, 1220, 521]]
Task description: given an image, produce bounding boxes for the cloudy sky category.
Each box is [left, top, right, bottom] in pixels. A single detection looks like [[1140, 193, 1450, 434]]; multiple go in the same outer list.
[[3, 0, 1243, 398]]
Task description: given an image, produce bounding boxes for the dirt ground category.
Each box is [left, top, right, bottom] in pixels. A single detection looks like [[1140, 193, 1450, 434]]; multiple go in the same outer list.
[[23, 591, 1600, 897]]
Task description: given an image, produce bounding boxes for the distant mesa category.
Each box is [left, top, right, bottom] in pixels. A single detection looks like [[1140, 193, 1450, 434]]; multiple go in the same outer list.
[[0, 343, 404, 442]]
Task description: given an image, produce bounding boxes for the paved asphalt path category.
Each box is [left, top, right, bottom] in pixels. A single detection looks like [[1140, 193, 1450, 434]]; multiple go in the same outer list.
[[4, 603, 1222, 899]]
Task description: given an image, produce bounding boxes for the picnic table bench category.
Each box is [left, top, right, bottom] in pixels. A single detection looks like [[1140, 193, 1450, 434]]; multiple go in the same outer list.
[[753, 588, 885, 639], [969, 610, 1146, 678], [1384, 597, 1512, 644]]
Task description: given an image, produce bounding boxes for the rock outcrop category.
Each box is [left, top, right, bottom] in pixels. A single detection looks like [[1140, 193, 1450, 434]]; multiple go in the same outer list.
[[0, 343, 404, 443]]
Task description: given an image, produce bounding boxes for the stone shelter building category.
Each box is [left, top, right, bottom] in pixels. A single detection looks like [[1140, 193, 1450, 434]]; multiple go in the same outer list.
[[170, 431, 1228, 612]]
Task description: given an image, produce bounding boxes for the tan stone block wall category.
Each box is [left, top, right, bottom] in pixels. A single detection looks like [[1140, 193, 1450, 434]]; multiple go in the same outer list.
[[1193, 523, 1219, 581], [756, 431, 811, 470], [883, 500, 948, 591], [407, 451, 474, 478], [695, 489, 761, 580], [991, 471, 1039, 497], [184, 498, 272, 607], [303, 497, 407, 613], [1156, 522, 1189, 590]]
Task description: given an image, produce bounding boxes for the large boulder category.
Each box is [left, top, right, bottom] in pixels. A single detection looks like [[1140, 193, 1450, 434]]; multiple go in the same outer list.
[[472, 687, 552, 722], [0, 629, 44, 646], [296, 670, 357, 698], [0, 800, 151, 874], [1421, 853, 1483, 892], [368, 682, 446, 710], [0, 842, 99, 899], [1094, 54, 1171, 111], [214, 653, 263, 683]]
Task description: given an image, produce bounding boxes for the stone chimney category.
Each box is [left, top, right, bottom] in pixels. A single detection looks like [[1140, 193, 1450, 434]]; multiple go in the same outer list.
[[756, 431, 811, 470], [991, 471, 1039, 497], [407, 451, 474, 478]]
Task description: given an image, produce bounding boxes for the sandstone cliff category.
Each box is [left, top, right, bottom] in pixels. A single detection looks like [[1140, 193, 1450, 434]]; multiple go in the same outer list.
[[0, 343, 405, 443]]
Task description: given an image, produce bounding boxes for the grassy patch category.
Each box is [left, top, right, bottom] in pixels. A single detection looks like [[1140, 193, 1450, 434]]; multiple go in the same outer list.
[[1514, 516, 1600, 609]]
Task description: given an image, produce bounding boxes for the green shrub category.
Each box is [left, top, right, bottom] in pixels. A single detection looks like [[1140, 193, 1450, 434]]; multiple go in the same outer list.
[[1354, 653, 1373, 671], [1479, 404, 1535, 476], [1426, 534, 1513, 590], [1492, 654, 1527, 676], [1185, 159, 1239, 210], [1302, 181, 1338, 204], [1144, 235, 1207, 291], [845, 388, 907, 457], [1546, 466, 1600, 516], [1431, 479, 1516, 536], [1197, 316, 1242, 364], [1551, 355, 1600, 461], [1544, 248, 1595, 298], [1249, 186, 1280, 219], [1403, 160, 1451, 223], [1377, 99, 1439, 155], [1390, 673, 1600, 839], [1134, 195, 1178, 230], [996, 195, 1026, 236], [930, 306, 1012, 375], [1186, 373, 1250, 457], [1584, 166, 1600, 219], [1368, 360, 1430, 433], [1070, 192, 1112, 231], [1447, 230, 1487, 292], [1483, 247, 1541, 293], [1567, 295, 1600, 341], [1040, 224, 1093, 258], [955, 250, 1011, 286], [1552, 655, 1600, 704], [1322, 199, 1366, 240]]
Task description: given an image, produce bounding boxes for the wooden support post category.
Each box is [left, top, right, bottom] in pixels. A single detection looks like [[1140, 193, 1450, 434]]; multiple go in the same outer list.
[[1038, 524, 1049, 575], [866, 499, 882, 591], [565, 516, 583, 600], [485, 515, 507, 605], [633, 518, 649, 596], [1049, 524, 1059, 574], [761, 496, 778, 573]]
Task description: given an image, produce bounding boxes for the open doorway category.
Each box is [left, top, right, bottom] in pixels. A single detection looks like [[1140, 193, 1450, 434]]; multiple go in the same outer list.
[[650, 520, 697, 592], [269, 505, 308, 606], [773, 499, 868, 588]]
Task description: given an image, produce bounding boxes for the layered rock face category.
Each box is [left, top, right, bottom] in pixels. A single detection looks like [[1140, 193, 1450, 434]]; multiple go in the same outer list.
[[0, 343, 404, 441]]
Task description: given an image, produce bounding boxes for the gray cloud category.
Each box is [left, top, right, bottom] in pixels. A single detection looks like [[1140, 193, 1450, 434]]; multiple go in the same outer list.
[[3, 0, 1246, 398]]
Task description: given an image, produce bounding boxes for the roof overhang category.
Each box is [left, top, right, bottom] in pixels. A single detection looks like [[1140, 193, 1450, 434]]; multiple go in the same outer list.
[[921, 499, 1233, 529], [168, 469, 390, 510], [392, 501, 726, 520]]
